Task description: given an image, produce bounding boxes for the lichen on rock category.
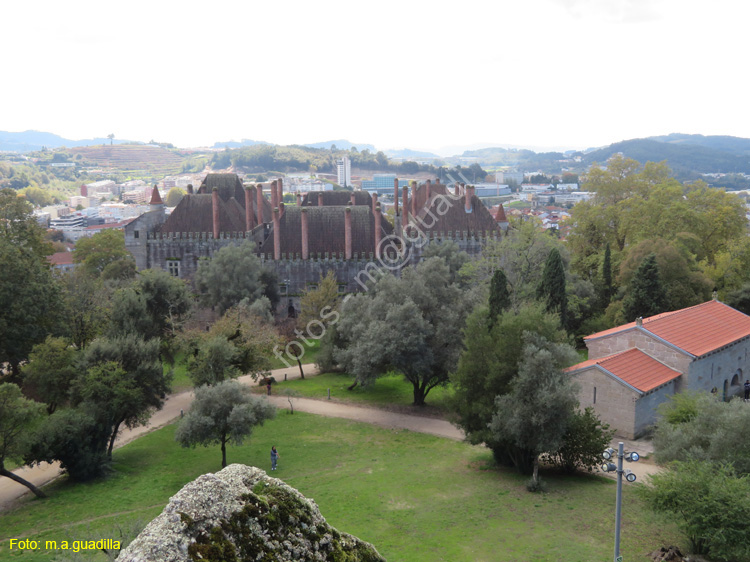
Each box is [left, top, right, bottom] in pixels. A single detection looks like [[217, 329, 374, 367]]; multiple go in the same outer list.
[[116, 464, 385, 562]]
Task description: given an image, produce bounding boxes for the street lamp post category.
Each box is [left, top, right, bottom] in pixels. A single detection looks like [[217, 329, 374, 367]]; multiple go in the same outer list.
[[601, 442, 639, 562]]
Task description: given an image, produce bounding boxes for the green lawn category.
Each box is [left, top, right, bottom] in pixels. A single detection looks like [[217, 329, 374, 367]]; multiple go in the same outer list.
[[0, 413, 680, 562], [259, 371, 455, 415]]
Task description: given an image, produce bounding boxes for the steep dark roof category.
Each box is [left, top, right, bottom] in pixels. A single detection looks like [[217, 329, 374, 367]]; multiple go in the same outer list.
[[198, 174, 245, 203], [158, 194, 247, 234], [406, 181, 449, 213], [410, 193, 500, 236], [301, 191, 372, 207], [149, 185, 163, 205], [259, 206, 393, 258]]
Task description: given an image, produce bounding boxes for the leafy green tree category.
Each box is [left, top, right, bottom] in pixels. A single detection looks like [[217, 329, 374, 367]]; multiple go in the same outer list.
[[545, 407, 615, 474], [601, 242, 613, 305], [175, 381, 276, 468], [489, 333, 579, 482], [21, 337, 77, 414], [26, 408, 110, 482], [187, 336, 241, 386], [331, 258, 468, 405], [618, 239, 712, 312], [450, 303, 569, 462], [488, 269, 511, 326], [0, 383, 47, 497], [165, 187, 185, 207], [194, 241, 270, 314], [0, 187, 51, 255], [58, 268, 109, 349], [653, 393, 750, 475], [537, 248, 568, 328], [298, 270, 340, 332], [726, 282, 750, 315], [73, 230, 132, 276], [421, 241, 470, 285], [78, 335, 167, 458], [639, 461, 750, 561], [622, 253, 668, 321]]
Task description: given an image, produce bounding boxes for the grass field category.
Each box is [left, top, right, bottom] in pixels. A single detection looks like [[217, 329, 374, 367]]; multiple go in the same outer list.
[[258, 371, 454, 415], [0, 412, 680, 562]]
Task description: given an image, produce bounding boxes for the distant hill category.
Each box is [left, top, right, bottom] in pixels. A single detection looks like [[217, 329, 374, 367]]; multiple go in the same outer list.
[[385, 148, 439, 159], [211, 139, 270, 149], [647, 133, 750, 155], [302, 140, 376, 152], [0, 130, 137, 152], [69, 145, 184, 175], [582, 138, 750, 175]]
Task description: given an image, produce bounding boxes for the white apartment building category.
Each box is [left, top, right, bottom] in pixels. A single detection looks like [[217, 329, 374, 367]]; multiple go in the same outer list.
[[336, 157, 351, 188]]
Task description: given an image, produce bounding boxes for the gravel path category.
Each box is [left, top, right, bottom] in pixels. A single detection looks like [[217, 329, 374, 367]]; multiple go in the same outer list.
[[0, 362, 660, 510]]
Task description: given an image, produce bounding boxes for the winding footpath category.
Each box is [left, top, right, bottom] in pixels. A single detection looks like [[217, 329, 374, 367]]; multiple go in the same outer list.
[[0, 364, 658, 511]]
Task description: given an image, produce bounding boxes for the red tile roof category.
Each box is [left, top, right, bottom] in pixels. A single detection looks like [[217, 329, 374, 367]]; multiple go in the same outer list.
[[495, 204, 507, 222], [48, 251, 75, 266], [586, 300, 750, 357], [567, 348, 682, 393], [149, 185, 163, 205]]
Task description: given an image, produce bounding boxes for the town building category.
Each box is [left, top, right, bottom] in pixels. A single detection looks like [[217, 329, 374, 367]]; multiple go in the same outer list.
[[566, 299, 750, 438], [336, 157, 351, 188]]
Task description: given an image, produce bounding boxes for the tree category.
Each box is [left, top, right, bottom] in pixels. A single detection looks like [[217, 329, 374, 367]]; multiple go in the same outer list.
[[545, 407, 615, 474], [639, 461, 750, 561], [21, 337, 77, 415], [653, 393, 750, 475], [331, 257, 468, 405], [298, 270, 340, 332], [73, 230, 132, 276], [184, 305, 278, 386], [601, 242, 613, 306], [107, 134, 115, 146], [165, 188, 184, 208], [25, 407, 111, 481], [421, 241, 470, 285], [58, 268, 109, 349], [622, 253, 668, 321], [0, 383, 47, 497], [450, 303, 569, 461], [488, 269, 511, 326], [194, 241, 268, 314], [175, 381, 276, 468], [489, 333, 579, 482], [78, 335, 167, 458], [536, 248, 568, 329]]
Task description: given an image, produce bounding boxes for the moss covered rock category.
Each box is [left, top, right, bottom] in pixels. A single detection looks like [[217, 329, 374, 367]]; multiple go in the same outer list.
[[116, 464, 385, 562]]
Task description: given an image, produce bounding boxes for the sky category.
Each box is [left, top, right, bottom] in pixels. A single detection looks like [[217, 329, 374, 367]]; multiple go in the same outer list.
[[4, 0, 750, 155]]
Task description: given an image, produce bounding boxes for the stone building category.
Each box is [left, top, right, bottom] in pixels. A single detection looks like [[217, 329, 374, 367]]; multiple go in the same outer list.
[[124, 173, 503, 306], [566, 299, 750, 438]]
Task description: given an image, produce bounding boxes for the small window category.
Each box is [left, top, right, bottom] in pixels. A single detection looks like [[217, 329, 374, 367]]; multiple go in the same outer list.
[[279, 285, 288, 296], [338, 284, 347, 294], [593, 387, 597, 405], [134, 230, 140, 239], [167, 260, 180, 277], [308, 284, 318, 291]]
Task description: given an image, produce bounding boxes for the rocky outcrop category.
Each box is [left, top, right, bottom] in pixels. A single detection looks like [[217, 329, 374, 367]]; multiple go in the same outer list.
[[116, 464, 385, 562]]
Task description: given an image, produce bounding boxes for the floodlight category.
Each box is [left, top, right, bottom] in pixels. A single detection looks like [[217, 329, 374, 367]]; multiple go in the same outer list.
[[625, 470, 637, 483], [602, 448, 616, 460], [625, 452, 640, 462], [601, 462, 617, 472]]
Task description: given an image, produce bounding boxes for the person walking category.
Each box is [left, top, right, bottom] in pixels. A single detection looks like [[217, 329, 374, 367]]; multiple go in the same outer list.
[[267, 381, 272, 396], [744, 380, 750, 402], [270, 446, 279, 471]]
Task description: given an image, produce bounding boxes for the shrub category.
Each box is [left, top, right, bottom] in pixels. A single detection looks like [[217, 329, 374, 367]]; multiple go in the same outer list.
[[546, 407, 615, 474]]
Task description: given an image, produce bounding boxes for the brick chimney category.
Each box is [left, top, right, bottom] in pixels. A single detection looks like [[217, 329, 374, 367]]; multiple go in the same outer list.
[[372, 193, 378, 214], [464, 185, 472, 213], [345, 207, 352, 259], [273, 207, 281, 260], [187, 184, 194, 195], [301, 207, 309, 260], [425, 179, 432, 203], [256, 183, 264, 225], [374, 204, 382, 259], [411, 181, 418, 217], [394, 177, 399, 216], [278, 178, 283, 204], [279, 201, 285, 218], [454, 183, 460, 196], [245, 185, 254, 231], [296, 192, 302, 206], [212, 187, 220, 238], [402, 186, 409, 229], [350, 193, 356, 206], [318, 192, 324, 207], [271, 180, 278, 210], [636, 317, 643, 327]]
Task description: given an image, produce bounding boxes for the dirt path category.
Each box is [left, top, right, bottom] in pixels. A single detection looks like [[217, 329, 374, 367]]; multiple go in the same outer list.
[[0, 363, 661, 509]]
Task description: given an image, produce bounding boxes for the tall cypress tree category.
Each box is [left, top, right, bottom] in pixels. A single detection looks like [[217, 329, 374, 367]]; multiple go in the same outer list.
[[488, 269, 511, 328], [537, 248, 568, 329], [623, 253, 668, 321], [602, 242, 613, 306]]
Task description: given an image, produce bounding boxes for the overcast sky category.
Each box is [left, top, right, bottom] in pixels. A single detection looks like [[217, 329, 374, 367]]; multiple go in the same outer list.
[[4, 0, 749, 155]]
